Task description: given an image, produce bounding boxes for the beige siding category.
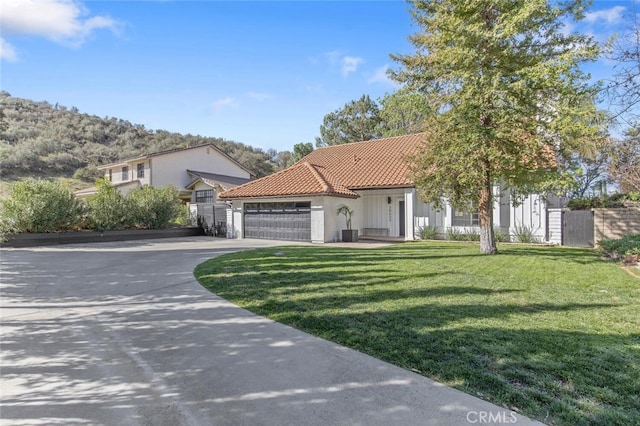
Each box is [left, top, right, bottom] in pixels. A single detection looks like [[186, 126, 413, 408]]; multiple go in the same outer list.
[[594, 206, 640, 241]]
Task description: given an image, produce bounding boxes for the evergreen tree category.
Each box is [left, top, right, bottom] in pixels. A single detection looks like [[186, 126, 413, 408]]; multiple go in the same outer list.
[[316, 94, 381, 147], [391, 0, 601, 254]]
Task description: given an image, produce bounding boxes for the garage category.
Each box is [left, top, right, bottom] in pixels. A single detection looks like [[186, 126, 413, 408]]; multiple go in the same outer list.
[[244, 202, 311, 241]]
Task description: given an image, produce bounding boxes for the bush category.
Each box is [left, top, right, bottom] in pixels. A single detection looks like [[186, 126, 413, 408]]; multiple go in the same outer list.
[[419, 225, 439, 240], [568, 193, 638, 210], [84, 179, 131, 231], [445, 228, 480, 241], [0, 178, 84, 233], [599, 234, 640, 258], [173, 204, 193, 227], [73, 165, 104, 182], [128, 185, 182, 229], [493, 227, 510, 243], [513, 224, 539, 243], [446, 227, 464, 241], [461, 229, 480, 241]]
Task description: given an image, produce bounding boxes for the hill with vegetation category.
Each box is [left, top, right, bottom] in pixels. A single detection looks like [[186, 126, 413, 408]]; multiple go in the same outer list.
[[0, 91, 280, 184]]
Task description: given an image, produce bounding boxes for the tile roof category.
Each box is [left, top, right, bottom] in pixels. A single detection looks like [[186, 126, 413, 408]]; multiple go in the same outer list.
[[219, 133, 426, 199]]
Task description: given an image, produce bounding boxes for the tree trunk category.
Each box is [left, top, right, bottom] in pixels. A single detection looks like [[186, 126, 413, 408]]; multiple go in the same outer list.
[[478, 168, 498, 255]]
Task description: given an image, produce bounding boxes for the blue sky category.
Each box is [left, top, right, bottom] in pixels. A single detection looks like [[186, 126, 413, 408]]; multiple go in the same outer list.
[[0, 1, 637, 153]]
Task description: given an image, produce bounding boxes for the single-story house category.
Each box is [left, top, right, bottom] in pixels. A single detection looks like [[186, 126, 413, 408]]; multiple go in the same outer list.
[[219, 133, 549, 243]]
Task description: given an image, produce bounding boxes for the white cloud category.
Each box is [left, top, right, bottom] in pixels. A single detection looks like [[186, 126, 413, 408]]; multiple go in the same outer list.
[[367, 64, 398, 87], [341, 56, 363, 77], [324, 50, 342, 66], [0, 38, 18, 62], [585, 6, 626, 25], [212, 97, 237, 113], [247, 91, 273, 102], [0, 0, 120, 52]]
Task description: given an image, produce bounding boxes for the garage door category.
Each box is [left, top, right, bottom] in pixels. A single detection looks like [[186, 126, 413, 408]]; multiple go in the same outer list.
[[244, 202, 311, 241]]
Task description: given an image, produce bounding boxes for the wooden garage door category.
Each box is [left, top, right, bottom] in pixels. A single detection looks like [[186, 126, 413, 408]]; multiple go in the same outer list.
[[244, 202, 311, 241]]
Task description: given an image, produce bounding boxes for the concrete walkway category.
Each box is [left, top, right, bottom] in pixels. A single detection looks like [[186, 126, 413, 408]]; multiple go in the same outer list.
[[1, 237, 543, 425]]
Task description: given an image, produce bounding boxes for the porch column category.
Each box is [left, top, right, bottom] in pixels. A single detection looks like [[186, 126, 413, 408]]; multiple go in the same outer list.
[[404, 188, 415, 240]]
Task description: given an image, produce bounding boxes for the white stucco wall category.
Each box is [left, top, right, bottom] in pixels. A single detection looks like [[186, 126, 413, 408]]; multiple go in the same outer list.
[[231, 204, 243, 239], [547, 208, 563, 245], [151, 146, 250, 189], [104, 160, 150, 186]]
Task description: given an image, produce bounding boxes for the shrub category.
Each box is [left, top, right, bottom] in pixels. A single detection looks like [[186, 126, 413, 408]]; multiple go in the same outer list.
[[419, 225, 439, 240], [0, 178, 84, 234], [493, 227, 510, 243], [568, 193, 635, 210], [172, 204, 193, 227], [599, 234, 640, 258], [128, 185, 182, 229], [513, 223, 539, 243], [84, 179, 132, 231], [446, 227, 464, 241], [73, 165, 103, 182], [461, 229, 480, 241]]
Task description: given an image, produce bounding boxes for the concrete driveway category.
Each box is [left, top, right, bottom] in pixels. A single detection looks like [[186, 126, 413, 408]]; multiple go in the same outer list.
[[0, 237, 542, 425]]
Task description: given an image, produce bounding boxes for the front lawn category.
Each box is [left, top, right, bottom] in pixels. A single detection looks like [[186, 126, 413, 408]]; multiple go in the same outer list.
[[195, 242, 639, 425]]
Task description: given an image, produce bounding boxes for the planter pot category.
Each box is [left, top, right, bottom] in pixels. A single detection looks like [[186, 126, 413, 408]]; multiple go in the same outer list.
[[342, 229, 359, 242]]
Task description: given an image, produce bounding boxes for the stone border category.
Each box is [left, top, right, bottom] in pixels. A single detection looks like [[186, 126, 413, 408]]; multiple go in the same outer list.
[[1, 227, 205, 248]]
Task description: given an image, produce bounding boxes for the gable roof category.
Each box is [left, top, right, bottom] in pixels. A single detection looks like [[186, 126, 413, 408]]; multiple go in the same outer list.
[[185, 170, 251, 191], [219, 133, 426, 200], [97, 143, 253, 176]]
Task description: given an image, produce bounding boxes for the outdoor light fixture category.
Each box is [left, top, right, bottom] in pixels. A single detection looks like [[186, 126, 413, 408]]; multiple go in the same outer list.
[[387, 197, 391, 204]]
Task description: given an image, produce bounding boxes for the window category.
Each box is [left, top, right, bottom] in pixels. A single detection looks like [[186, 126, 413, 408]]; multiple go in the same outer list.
[[137, 163, 144, 178], [195, 189, 214, 203], [108, 169, 112, 182], [452, 207, 479, 227], [122, 166, 129, 181]]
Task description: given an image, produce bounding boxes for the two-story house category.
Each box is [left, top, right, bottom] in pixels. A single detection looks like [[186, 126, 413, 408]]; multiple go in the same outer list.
[[76, 143, 252, 205]]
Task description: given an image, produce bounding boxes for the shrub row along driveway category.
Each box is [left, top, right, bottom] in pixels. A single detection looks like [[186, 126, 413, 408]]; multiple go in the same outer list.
[[0, 238, 541, 426]]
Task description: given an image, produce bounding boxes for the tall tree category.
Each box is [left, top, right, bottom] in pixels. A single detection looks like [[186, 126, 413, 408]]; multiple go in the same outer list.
[[390, 0, 601, 254], [316, 94, 381, 147], [378, 90, 431, 137], [609, 126, 640, 192], [606, 6, 640, 125], [291, 142, 315, 163]]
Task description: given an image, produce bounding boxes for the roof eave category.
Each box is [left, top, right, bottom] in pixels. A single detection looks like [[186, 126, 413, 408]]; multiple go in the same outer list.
[[219, 192, 359, 200], [349, 184, 415, 191]]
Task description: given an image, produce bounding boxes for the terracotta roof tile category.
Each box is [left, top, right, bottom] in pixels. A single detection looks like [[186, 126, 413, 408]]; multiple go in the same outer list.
[[218, 161, 358, 199], [219, 133, 427, 199]]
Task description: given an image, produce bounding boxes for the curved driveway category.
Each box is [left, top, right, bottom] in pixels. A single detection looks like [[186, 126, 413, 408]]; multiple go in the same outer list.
[[1, 237, 541, 425]]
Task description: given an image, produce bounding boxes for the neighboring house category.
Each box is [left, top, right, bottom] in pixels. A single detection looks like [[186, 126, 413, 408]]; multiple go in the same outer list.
[[75, 144, 252, 208], [219, 133, 549, 243]]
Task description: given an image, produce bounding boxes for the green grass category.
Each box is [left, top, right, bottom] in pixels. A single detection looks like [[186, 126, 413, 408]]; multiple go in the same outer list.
[[195, 242, 640, 425]]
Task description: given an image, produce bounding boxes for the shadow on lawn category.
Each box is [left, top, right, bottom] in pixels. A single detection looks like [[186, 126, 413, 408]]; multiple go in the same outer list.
[[226, 243, 603, 270], [196, 244, 637, 426], [255, 300, 638, 426]]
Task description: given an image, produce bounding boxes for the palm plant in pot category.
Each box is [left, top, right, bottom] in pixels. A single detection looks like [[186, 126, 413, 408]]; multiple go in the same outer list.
[[337, 205, 358, 242]]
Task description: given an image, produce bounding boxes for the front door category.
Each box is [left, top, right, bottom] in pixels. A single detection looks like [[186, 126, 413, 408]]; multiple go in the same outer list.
[[399, 200, 405, 237]]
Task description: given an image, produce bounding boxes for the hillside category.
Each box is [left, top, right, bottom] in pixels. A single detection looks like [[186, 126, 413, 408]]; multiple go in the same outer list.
[[0, 91, 280, 182]]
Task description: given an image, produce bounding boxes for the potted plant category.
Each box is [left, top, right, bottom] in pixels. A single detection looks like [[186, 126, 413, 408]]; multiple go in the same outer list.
[[337, 205, 358, 242]]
